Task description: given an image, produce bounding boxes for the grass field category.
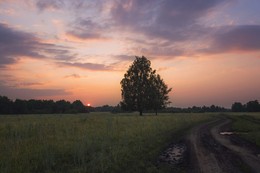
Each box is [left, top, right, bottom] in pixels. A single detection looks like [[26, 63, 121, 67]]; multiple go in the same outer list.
[[0, 112, 213, 173], [228, 113, 260, 147]]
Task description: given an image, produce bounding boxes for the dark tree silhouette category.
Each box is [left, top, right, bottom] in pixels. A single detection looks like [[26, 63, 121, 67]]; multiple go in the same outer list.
[[72, 100, 86, 113], [55, 100, 71, 113], [232, 102, 244, 112], [0, 95, 90, 114], [13, 99, 28, 114], [120, 56, 172, 115], [246, 100, 260, 112], [0, 96, 13, 114]]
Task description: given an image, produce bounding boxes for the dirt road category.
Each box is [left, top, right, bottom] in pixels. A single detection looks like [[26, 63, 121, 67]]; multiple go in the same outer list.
[[188, 118, 260, 173]]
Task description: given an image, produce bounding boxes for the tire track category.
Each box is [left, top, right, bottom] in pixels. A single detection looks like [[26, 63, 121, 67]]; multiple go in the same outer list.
[[187, 118, 259, 173], [211, 119, 260, 173]]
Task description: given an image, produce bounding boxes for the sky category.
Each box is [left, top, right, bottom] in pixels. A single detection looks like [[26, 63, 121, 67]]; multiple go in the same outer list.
[[0, 0, 260, 108]]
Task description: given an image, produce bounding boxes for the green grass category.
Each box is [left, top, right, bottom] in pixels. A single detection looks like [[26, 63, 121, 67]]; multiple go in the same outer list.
[[228, 113, 260, 147], [0, 113, 213, 173]]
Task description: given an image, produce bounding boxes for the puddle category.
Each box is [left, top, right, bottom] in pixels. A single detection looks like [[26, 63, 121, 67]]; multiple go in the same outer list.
[[158, 143, 186, 165], [220, 131, 234, 135], [220, 131, 248, 135]]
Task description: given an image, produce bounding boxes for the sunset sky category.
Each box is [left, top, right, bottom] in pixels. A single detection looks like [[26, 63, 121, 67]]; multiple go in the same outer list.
[[0, 0, 260, 108]]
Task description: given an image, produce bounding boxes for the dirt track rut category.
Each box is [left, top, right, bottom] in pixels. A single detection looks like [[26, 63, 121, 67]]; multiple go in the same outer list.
[[187, 118, 260, 173]]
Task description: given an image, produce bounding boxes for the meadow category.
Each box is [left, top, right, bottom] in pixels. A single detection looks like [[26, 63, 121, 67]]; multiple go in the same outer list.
[[0, 112, 213, 173]]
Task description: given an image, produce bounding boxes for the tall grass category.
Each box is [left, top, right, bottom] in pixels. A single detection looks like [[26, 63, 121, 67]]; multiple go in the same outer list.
[[0, 113, 212, 173]]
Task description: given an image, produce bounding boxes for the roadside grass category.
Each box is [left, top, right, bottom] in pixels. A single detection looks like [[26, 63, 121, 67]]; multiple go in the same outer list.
[[228, 113, 260, 147], [0, 113, 213, 173]]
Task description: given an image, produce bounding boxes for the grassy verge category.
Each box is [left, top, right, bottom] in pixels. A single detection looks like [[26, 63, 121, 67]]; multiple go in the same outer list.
[[228, 113, 260, 147], [0, 113, 213, 173]]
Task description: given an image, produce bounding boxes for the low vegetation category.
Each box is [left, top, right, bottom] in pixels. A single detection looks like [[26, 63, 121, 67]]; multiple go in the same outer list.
[[0, 113, 212, 173], [229, 113, 260, 147]]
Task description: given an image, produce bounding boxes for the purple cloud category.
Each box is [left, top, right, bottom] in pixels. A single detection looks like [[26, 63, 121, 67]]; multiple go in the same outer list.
[[111, 0, 226, 41], [0, 84, 70, 100], [208, 25, 260, 53], [35, 0, 102, 12], [113, 54, 135, 61], [58, 62, 112, 71], [16, 82, 44, 87], [0, 23, 74, 67], [36, 0, 65, 11], [65, 74, 82, 78], [66, 19, 107, 40]]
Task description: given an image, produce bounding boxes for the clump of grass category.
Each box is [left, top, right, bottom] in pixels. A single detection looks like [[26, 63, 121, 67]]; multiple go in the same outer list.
[[0, 113, 212, 173]]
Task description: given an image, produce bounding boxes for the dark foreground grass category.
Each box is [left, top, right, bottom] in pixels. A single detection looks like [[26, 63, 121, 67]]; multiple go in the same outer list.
[[229, 113, 260, 147], [0, 113, 212, 173]]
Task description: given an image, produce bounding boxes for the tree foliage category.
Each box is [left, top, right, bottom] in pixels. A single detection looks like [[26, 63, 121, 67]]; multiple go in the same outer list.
[[0, 96, 88, 114], [231, 102, 244, 112], [120, 56, 172, 115], [231, 100, 260, 112]]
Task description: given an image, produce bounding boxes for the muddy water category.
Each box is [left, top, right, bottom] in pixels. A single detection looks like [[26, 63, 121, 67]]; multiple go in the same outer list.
[[158, 143, 186, 165]]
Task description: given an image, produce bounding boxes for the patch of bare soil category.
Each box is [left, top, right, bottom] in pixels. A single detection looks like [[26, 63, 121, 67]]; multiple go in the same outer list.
[[158, 118, 260, 173]]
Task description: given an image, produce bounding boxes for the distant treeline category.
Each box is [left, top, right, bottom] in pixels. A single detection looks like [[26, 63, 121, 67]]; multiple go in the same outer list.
[[92, 101, 260, 113], [94, 104, 229, 113], [0, 96, 89, 114], [1, 95, 260, 114], [231, 100, 260, 112], [161, 105, 229, 113]]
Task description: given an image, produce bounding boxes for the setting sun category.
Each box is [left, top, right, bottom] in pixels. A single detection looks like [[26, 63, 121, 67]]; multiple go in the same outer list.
[[87, 103, 91, 107]]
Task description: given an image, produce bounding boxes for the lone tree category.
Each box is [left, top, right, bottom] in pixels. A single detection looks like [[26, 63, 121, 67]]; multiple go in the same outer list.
[[120, 56, 172, 115]]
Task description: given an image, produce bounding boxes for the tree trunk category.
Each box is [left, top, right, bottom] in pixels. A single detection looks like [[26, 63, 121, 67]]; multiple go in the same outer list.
[[155, 109, 158, 115], [139, 109, 143, 116]]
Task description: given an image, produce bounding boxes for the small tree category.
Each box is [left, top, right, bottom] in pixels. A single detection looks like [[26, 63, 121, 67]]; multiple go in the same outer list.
[[120, 56, 172, 115]]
